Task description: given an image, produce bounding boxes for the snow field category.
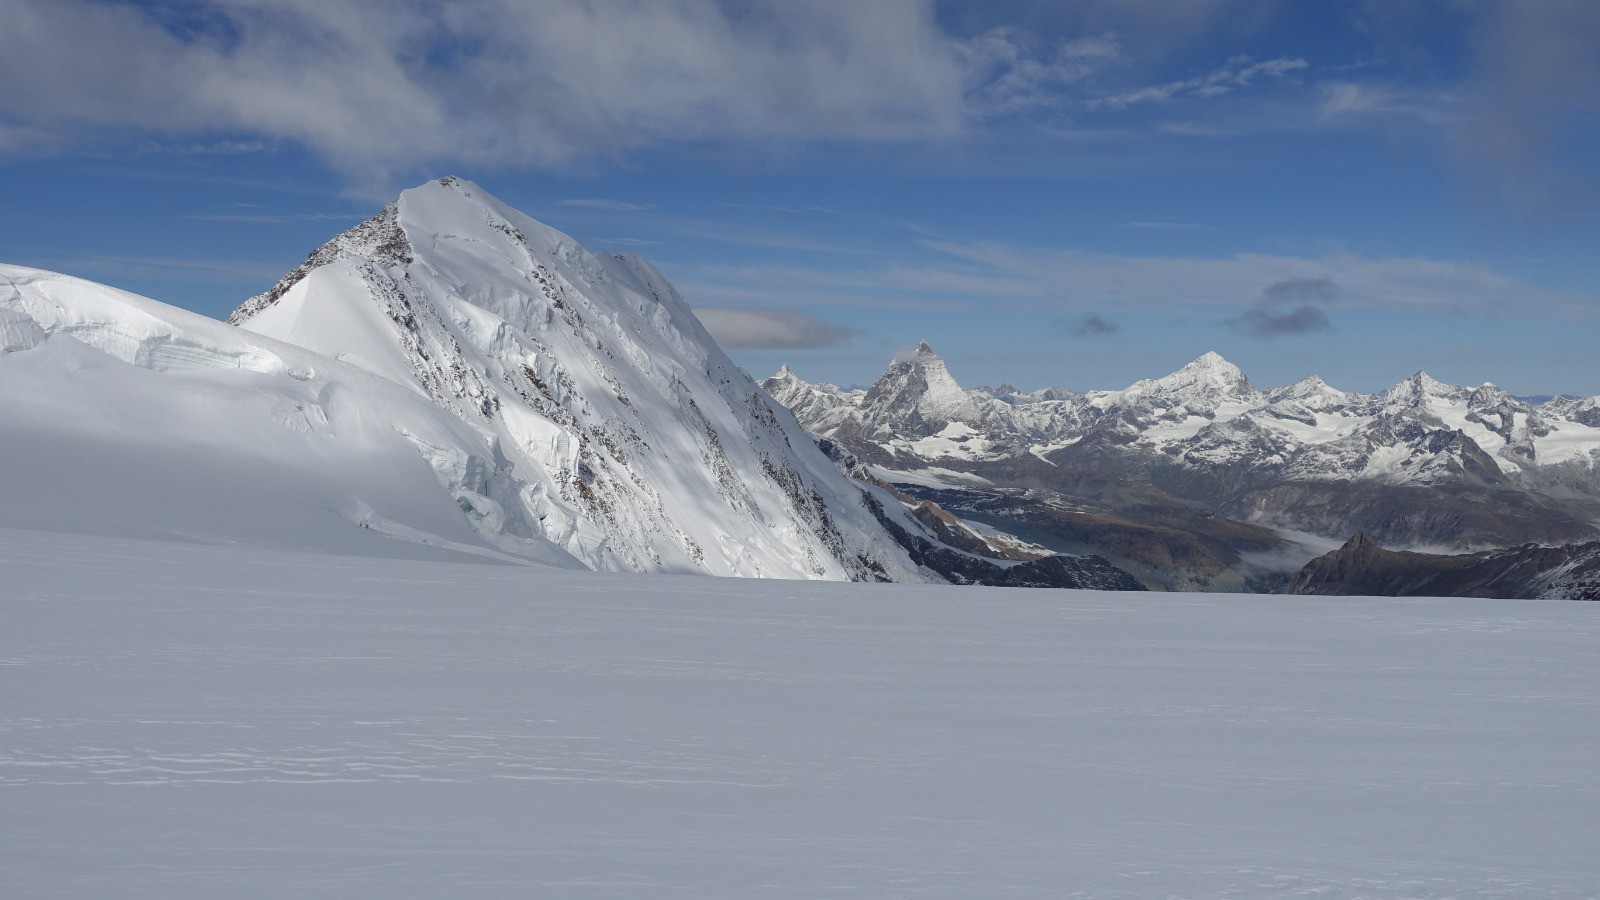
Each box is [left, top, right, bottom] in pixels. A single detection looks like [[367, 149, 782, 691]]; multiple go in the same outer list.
[[4, 527, 1599, 898]]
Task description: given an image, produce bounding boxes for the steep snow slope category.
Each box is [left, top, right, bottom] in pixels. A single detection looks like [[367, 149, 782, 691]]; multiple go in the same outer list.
[[229, 178, 924, 580], [6, 527, 1600, 898], [0, 263, 583, 566]]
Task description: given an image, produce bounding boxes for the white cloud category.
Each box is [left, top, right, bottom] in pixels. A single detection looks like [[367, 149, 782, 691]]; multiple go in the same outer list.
[[0, 0, 1330, 179], [0, 0, 970, 178]]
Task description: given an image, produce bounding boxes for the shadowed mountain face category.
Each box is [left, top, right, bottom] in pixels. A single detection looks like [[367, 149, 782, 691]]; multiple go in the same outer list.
[[765, 344, 1600, 591], [1281, 533, 1600, 600]]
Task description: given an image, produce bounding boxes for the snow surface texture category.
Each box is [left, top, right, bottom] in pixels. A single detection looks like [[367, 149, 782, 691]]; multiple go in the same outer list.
[[4, 526, 1599, 898], [0, 179, 934, 582]]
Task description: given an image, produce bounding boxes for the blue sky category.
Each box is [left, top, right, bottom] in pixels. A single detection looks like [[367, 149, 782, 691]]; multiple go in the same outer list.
[[2, 1, 1598, 395]]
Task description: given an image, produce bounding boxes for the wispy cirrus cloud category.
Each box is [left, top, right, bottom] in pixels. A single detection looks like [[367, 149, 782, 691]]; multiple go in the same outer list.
[[960, 31, 1124, 115], [670, 239, 1582, 324], [692, 307, 852, 349], [1117, 220, 1208, 230], [911, 239, 1569, 316], [1089, 55, 1308, 110], [21, 253, 290, 285], [557, 199, 657, 211], [184, 211, 359, 224]]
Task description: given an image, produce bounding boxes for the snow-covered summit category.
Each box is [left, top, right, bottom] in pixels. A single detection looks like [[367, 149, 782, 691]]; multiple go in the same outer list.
[[856, 340, 991, 435], [1383, 370, 1471, 412], [224, 177, 929, 580], [1111, 351, 1263, 414], [1267, 375, 1356, 409]]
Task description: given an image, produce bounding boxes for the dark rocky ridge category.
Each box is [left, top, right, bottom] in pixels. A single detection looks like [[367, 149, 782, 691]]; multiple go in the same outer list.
[[1281, 533, 1600, 599], [861, 493, 1146, 591]]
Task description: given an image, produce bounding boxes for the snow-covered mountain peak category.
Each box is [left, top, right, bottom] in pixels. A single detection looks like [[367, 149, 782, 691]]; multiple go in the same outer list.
[[1151, 351, 1249, 388], [1384, 370, 1470, 411], [1266, 374, 1358, 412], [1467, 383, 1515, 408], [858, 340, 987, 432], [1117, 351, 1262, 414], [223, 178, 929, 581], [1271, 374, 1332, 398]]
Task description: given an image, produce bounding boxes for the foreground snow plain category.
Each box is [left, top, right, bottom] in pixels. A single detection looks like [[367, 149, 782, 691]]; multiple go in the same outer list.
[[5, 526, 1599, 899]]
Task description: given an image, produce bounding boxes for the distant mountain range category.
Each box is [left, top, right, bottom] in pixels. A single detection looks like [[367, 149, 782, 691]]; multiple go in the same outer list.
[[765, 343, 1600, 593]]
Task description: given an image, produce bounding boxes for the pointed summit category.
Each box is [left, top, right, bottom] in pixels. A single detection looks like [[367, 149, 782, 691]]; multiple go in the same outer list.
[[1384, 370, 1468, 410], [889, 340, 941, 366], [1343, 532, 1380, 553], [1120, 351, 1261, 411], [1266, 374, 1355, 410], [859, 339, 987, 435], [221, 177, 927, 582], [1177, 351, 1245, 379]]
